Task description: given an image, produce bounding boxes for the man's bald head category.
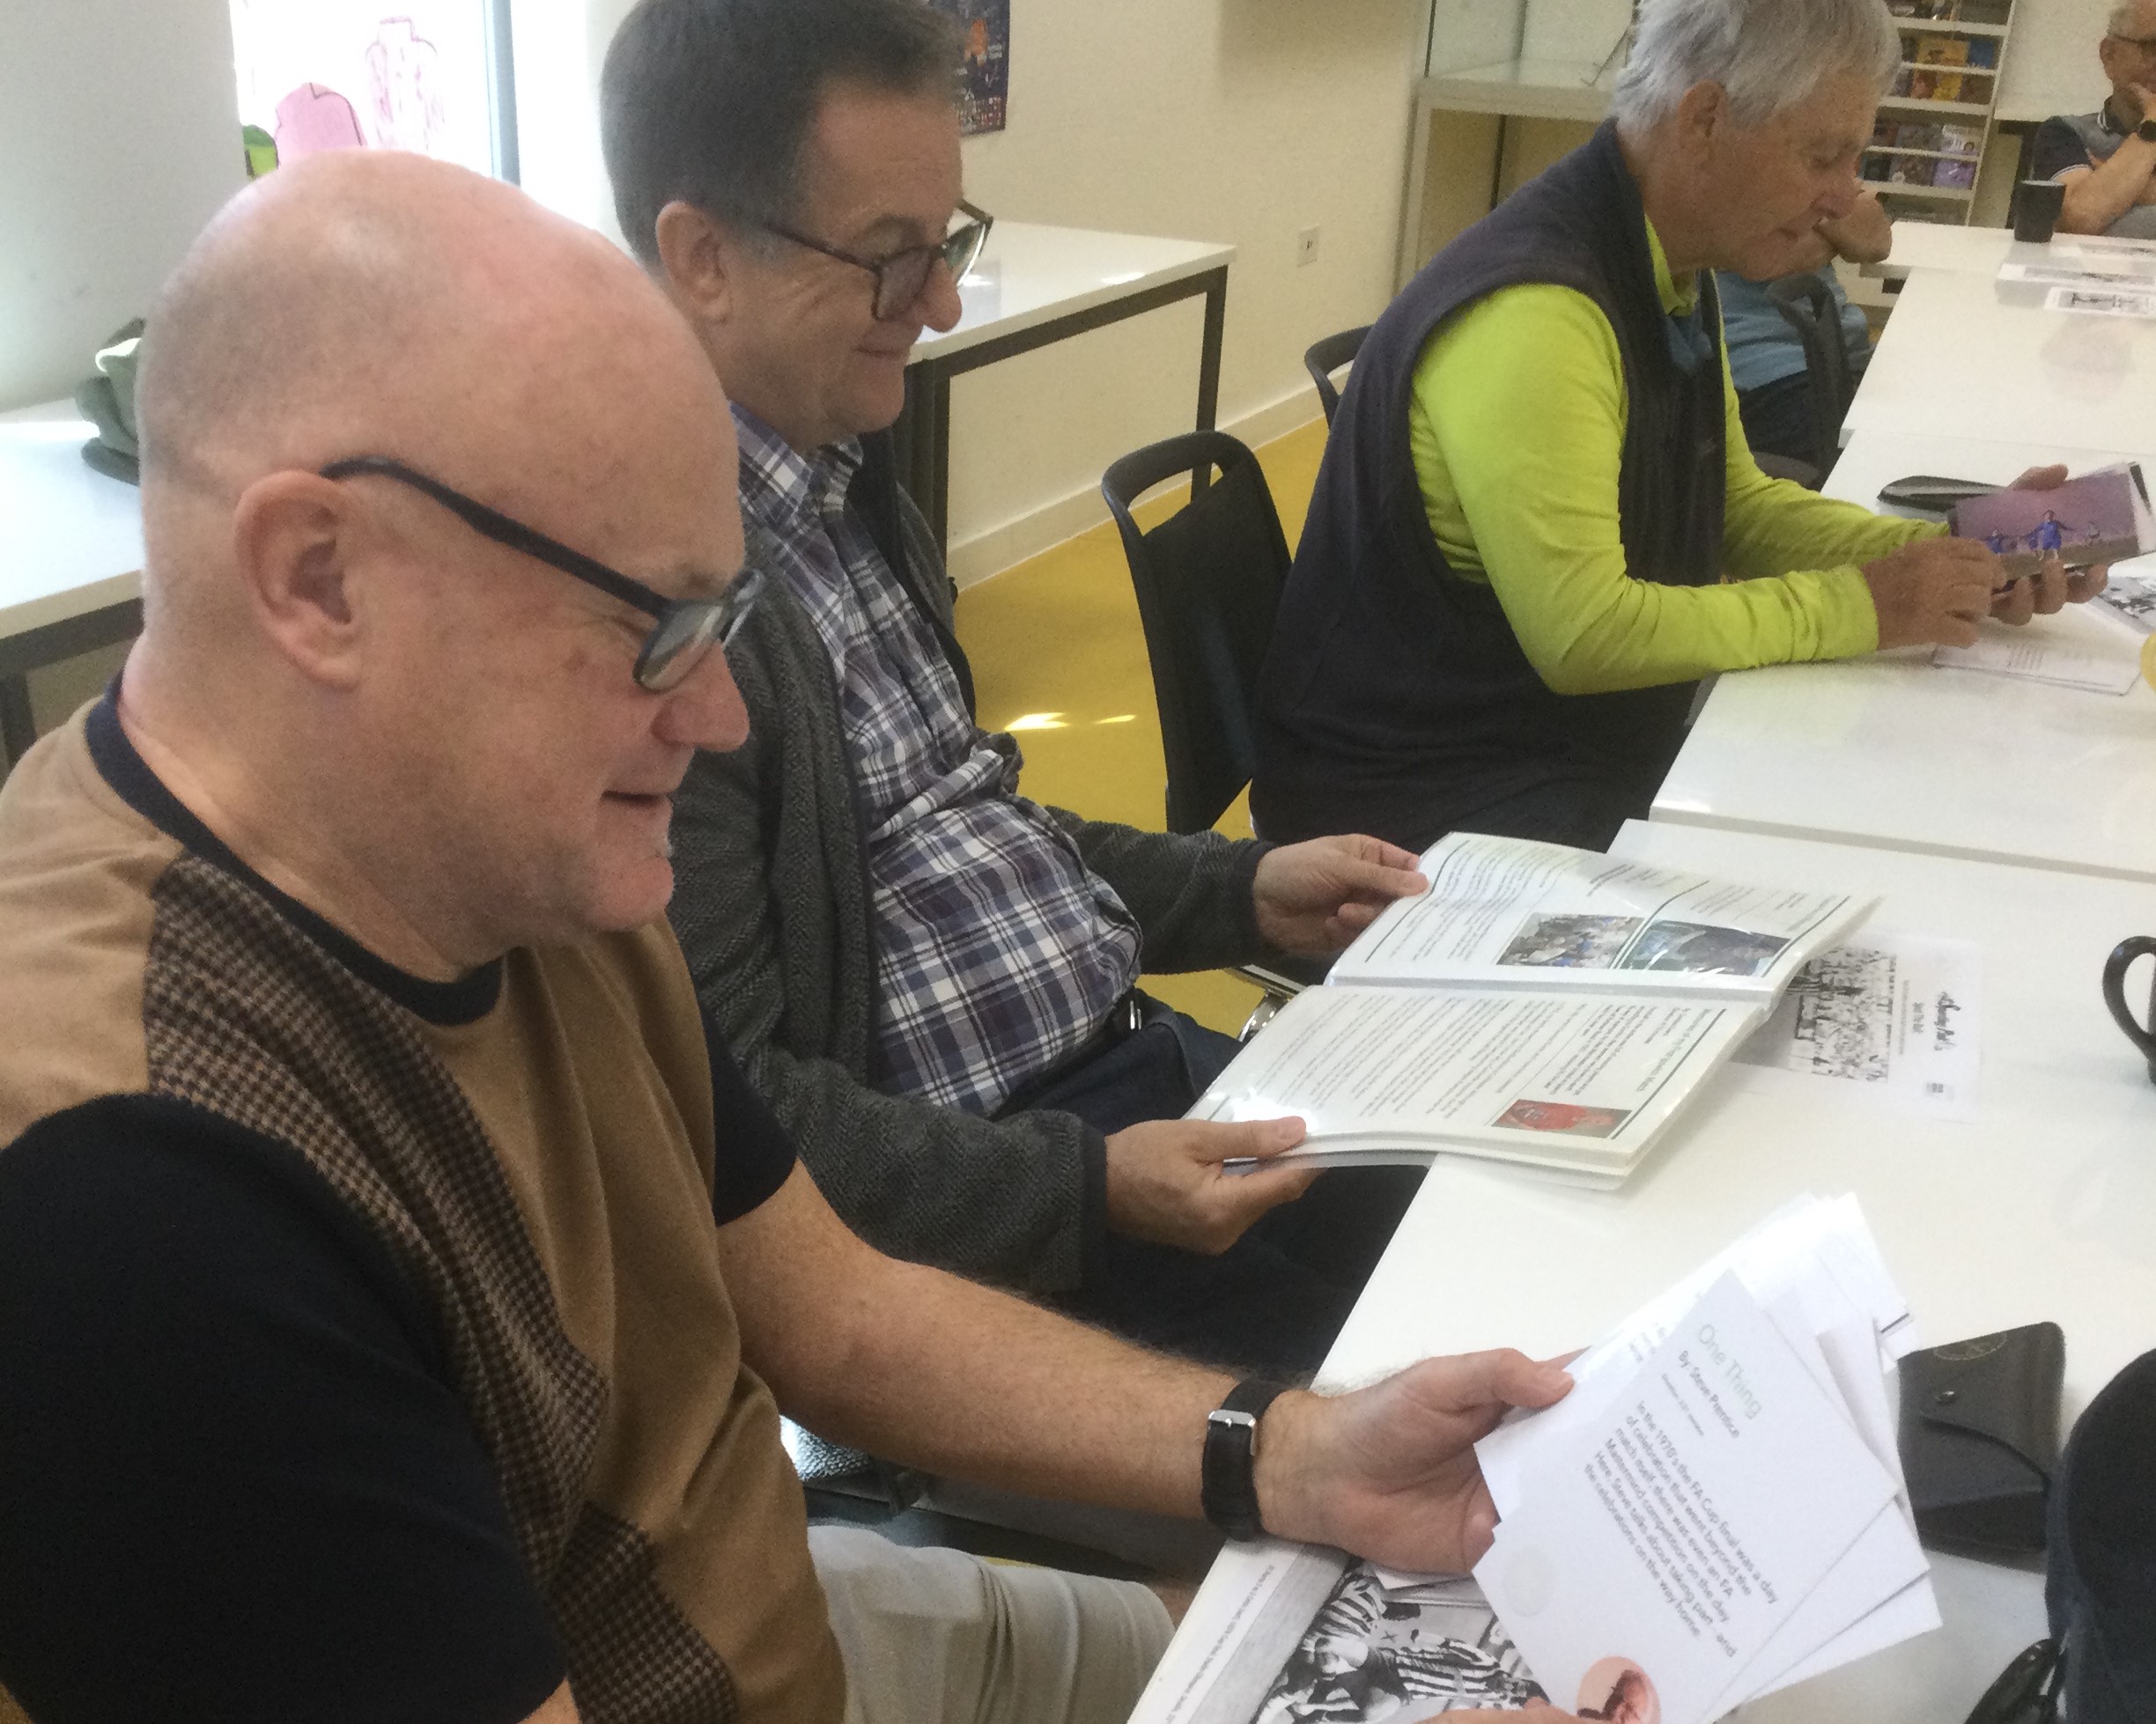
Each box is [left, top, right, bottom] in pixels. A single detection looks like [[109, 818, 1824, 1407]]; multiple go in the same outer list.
[[119, 152, 752, 973], [137, 151, 729, 588]]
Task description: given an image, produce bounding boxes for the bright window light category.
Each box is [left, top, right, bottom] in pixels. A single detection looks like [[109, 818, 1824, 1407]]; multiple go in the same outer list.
[[228, 1, 512, 180]]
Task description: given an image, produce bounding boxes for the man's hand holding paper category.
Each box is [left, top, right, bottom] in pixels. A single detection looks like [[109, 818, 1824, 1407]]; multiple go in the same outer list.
[[1257, 1350, 1576, 1576]]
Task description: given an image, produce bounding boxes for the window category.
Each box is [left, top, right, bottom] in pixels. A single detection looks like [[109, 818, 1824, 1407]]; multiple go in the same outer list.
[[228, 0, 516, 181]]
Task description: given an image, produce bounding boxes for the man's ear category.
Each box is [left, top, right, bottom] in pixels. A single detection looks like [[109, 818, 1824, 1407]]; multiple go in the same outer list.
[[654, 200, 737, 328], [1672, 78, 1729, 166], [229, 471, 368, 691]]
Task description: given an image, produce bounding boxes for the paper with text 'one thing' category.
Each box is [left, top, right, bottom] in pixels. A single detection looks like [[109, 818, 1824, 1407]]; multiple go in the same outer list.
[[1473, 1274, 1901, 1724], [1477, 1194, 1916, 1521]]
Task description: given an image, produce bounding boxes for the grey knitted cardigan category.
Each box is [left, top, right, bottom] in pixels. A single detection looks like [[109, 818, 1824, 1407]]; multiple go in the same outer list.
[[668, 435, 1273, 1295]]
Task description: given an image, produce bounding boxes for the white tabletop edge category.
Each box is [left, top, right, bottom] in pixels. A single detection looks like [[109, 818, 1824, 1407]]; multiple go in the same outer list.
[[910, 224, 1236, 364]]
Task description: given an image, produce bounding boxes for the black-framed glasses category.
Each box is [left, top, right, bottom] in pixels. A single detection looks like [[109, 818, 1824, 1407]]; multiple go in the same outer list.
[[318, 455, 761, 693], [761, 199, 993, 321]]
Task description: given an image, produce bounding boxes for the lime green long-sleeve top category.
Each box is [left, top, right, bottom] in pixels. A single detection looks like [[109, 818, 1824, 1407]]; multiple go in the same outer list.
[[1407, 220, 1940, 696]]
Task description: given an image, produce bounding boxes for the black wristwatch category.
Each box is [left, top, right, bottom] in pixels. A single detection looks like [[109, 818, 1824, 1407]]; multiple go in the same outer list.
[[2139, 116, 2156, 144], [1202, 1380, 1287, 1541]]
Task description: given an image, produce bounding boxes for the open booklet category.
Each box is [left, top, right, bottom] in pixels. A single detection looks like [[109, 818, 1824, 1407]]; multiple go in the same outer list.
[[1127, 1197, 1932, 1724], [1190, 834, 1871, 1185]]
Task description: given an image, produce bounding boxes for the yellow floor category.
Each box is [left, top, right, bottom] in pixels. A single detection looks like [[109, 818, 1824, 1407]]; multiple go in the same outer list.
[[952, 417, 1330, 1036]]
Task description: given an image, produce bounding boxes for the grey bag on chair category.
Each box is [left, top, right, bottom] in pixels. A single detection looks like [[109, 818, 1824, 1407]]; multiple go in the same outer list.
[[74, 319, 144, 484]]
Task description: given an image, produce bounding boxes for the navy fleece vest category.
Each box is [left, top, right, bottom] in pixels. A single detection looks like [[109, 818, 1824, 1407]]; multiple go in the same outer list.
[[1252, 122, 1727, 851]]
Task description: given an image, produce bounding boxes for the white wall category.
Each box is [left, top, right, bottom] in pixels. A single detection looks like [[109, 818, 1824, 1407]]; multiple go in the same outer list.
[[521, 0, 1428, 584], [943, 0, 1427, 580], [0, 0, 247, 411]]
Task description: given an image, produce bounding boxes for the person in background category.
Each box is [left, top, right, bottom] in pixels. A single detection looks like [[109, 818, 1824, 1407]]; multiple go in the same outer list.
[[1714, 187, 1888, 471], [601, 0, 1431, 1382], [0, 149, 1589, 1724], [1253, 0, 2102, 858], [2035, 0, 2156, 239]]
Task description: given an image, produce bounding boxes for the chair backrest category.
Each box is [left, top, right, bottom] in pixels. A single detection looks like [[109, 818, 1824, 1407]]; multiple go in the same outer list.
[[1765, 274, 1856, 477], [1303, 325, 1371, 427], [1100, 431, 1293, 835]]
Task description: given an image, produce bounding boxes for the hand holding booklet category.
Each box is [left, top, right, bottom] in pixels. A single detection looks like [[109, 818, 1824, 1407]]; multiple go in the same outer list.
[[1127, 1197, 1936, 1724], [1191, 834, 1871, 1185]]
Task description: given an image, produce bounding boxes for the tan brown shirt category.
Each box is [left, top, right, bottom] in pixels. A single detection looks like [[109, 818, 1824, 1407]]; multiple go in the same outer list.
[[0, 701, 845, 1724]]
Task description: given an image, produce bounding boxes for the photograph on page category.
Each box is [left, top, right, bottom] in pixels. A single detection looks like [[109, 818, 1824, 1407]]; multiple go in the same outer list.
[[1335, 834, 1863, 998], [1251, 1566, 1547, 1724], [1950, 462, 2154, 578], [1734, 932, 1981, 1120]]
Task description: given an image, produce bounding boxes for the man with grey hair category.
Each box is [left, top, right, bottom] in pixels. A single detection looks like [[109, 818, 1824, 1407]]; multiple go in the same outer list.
[[1254, 0, 2104, 855], [2034, 0, 2156, 239]]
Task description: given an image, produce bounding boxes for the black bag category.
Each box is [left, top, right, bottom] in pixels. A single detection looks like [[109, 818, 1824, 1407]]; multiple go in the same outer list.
[[2044, 1349, 2156, 1723], [1964, 1348, 2156, 1724]]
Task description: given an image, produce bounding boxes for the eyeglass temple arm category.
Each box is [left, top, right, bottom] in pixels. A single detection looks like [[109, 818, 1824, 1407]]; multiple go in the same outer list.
[[320, 456, 672, 621]]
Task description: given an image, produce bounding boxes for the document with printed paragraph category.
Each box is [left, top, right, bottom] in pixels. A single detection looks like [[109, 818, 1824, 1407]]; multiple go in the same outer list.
[[1473, 1197, 1936, 1724]]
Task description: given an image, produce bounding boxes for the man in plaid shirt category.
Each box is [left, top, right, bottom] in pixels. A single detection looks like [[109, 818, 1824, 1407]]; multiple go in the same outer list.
[[606, 0, 1429, 1375]]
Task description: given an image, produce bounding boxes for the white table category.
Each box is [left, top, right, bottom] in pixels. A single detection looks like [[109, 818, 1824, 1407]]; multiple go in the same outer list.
[[0, 400, 144, 763], [896, 221, 1235, 550], [1651, 429, 2156, 882], [1844, 267, 2156, 456], [1872, 223, 2019, 278], [1316, 818, 2156, 1722]]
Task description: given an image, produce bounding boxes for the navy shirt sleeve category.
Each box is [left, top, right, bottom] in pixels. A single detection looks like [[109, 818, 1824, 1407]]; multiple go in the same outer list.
[[0, 1097, 567, 1724], [2031, 116, 2096, 183], [705, 1013, 799, 1223]]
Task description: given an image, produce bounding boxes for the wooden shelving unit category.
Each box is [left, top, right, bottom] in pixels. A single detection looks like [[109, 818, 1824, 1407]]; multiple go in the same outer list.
[[1863, 1, 2018, 228]]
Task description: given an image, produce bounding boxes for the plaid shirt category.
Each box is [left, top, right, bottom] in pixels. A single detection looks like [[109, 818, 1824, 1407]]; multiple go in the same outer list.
[[733, 407, 1141, 1116]]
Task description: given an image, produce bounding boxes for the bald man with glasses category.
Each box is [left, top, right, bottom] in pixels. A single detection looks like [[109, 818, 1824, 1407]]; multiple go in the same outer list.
[[602, 0, 1435, 1381], [0, 144, 1586, 1724], [2035, 0, 2156, 239]]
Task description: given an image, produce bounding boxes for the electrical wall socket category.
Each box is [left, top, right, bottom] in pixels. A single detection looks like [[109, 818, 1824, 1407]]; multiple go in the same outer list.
[[1296, 225, 1320, 267]]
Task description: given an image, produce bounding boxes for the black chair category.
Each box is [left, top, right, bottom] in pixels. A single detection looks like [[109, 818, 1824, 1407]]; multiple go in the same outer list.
[[1303, 325, 1370, 426], [1101, 431, 1292, 837], [1766, 275, 1857, 481], [1101, 431, 1322, 1020]]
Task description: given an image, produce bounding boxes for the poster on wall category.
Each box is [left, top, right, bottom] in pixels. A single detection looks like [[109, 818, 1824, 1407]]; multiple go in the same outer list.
[[228, 1, 500, 176], [928, 0, 1009, 136]]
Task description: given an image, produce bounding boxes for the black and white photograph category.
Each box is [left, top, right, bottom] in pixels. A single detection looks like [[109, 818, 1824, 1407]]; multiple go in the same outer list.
[[1253, 1565, 1547, 1724], [1741, 945, 1897, 1083], [1618, 919, 1788, 977], [2094, 571, 2156, 635], [1497, 912, 1643, 969]]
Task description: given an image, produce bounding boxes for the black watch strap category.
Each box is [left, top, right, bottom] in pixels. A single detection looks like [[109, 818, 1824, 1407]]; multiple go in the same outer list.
[[1202, 1380, 1287, 1541], [2138, 116, 2156, 144]]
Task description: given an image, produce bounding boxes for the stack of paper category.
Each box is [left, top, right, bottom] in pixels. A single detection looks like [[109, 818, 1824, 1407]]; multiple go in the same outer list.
[[1471, 1197, 1936, 1724]]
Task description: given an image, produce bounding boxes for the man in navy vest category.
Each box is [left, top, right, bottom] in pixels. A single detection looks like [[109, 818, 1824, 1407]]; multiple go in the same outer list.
[[1254, 0, 2105, 855]]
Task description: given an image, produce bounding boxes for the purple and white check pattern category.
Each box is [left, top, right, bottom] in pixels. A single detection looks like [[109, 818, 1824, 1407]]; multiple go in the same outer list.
[[735, 407, 1141, 1116]]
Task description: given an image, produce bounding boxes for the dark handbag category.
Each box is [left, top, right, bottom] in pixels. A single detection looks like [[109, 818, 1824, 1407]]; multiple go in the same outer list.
[[1964, 1348, 2156, 1724], [1898, 1322, 2064, 1556]]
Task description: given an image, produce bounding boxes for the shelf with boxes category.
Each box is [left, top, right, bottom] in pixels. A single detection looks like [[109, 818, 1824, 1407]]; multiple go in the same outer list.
[[1862, 0, 2016, 225]]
